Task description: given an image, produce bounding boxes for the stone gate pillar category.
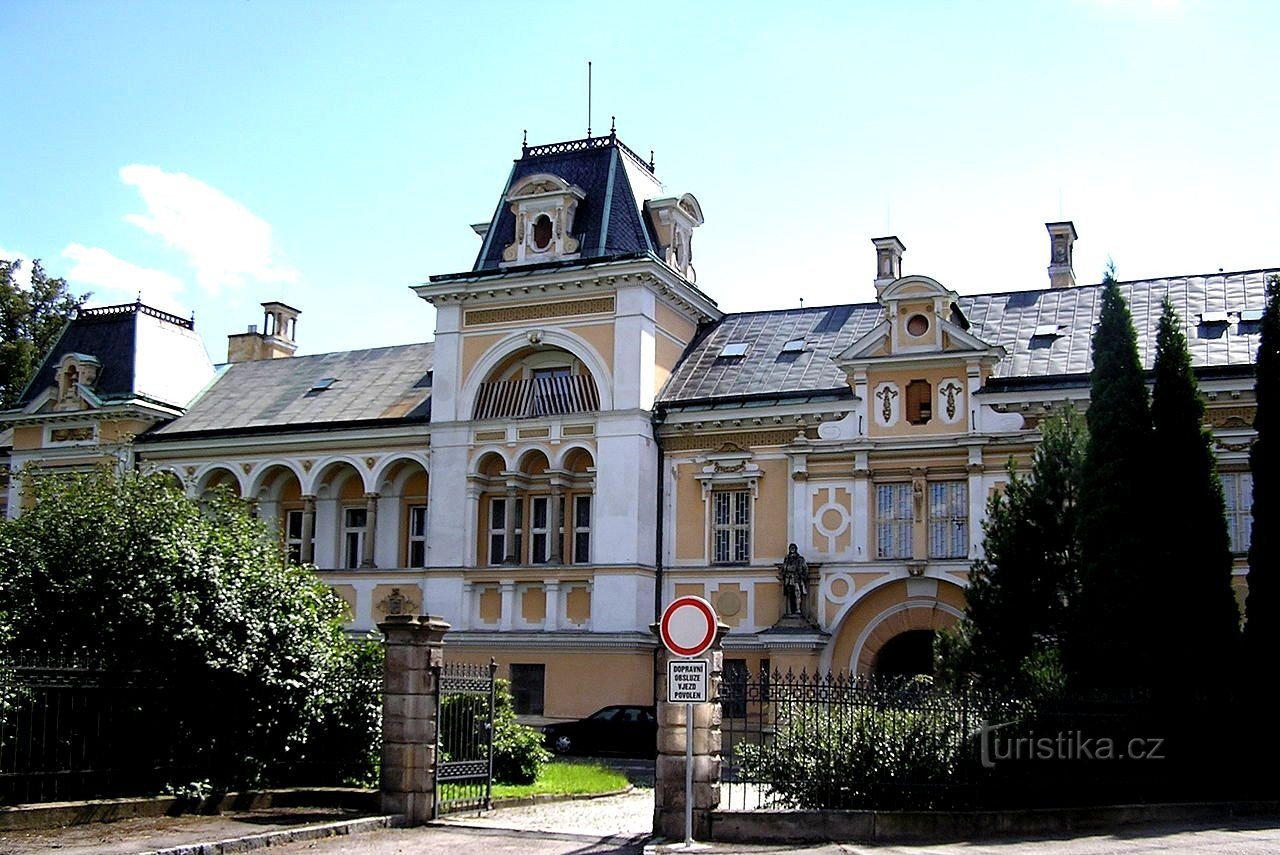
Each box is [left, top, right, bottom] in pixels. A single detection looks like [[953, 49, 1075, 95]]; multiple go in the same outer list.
[[379, 614, 449, 825], [652, 621, 729, 840]]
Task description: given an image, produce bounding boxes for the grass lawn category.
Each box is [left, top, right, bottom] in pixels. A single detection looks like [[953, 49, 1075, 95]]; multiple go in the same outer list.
[[490, 760, 630, 799]]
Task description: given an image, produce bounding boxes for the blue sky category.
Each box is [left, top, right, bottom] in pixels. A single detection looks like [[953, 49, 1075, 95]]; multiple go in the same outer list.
[[3, 1, 1278, 360]]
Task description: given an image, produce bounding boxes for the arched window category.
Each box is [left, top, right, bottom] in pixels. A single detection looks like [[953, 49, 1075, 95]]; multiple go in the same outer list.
[[474, 448, 595, 566]]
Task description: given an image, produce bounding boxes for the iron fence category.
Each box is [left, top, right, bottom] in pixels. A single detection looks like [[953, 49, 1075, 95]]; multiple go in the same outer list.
[[0, 651, 166, 804], [719, 670, 1249, 812], [0, 650, 383, 805], [434, 659, 497, 816]]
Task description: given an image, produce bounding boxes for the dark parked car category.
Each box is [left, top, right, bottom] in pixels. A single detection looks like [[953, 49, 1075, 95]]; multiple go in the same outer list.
[[541, 705, 657, 758]]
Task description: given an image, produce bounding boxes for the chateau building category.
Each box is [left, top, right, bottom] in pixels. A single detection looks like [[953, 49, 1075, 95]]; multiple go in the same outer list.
[[1, 131, 1268, 719]]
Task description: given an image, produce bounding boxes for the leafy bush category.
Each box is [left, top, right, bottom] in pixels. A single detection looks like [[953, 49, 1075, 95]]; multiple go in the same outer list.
[[0, 468, 372, 793], [735, 679, 1016, 810], [738, 706, 971, 809]]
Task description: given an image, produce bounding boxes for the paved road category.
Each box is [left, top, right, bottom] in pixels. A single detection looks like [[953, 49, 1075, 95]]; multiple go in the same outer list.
[[255, 790, 1280, 855], [262, 819, 1280, 855]]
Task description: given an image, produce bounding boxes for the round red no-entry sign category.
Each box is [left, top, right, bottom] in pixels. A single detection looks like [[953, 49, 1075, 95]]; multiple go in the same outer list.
[[659, 595, 718, 657]]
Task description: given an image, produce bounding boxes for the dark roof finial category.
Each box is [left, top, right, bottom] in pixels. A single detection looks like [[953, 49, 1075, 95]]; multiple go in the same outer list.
[[649, 150, 655, 170], [610, 115, 616, 138], [521, 129, 528, 155]]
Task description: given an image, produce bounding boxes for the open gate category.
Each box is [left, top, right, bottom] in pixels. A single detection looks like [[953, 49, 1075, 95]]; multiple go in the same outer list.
[[433, 658, 497, 816]]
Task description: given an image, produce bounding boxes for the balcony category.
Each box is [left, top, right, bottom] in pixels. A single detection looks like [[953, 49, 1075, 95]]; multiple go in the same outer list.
[[473, 374, 600, 420]]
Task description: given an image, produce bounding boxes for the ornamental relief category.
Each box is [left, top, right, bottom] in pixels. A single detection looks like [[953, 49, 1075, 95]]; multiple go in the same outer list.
[[874, 382, 900, 427], [938, 379, 964, 424], [1207, 406, 1255, 429], [809, 485, 853, 556]]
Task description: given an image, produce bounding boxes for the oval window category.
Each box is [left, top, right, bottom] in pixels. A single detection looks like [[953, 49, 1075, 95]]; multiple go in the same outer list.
[[906, 314, 929, 337], [532, 215, 553, 250]]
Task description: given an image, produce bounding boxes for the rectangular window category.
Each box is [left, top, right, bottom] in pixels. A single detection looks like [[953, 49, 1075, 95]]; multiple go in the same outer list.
[[488, 497, 523, 565], [285, 509, 304, 565], [509, 663, 545, 716], [906, 379, 933, 425], [876, 483, 913, 559], [1224, 472, 1254, 554], [530, 496, 551, 564], [408, 505, 427, 568], [573, 494, 591, 564], [928, 481, 969, 559], [343, 506, 367, 569], [723, 658, 748, 718], [712, 490, 751, 564]]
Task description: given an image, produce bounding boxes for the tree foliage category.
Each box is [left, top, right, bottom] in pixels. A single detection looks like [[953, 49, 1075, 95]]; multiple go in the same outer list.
[[1245, 276, 1280, 665], [0, 467, 371, 791], [937, 408, 1085, 697], [0, 258, 86, 409], [1150, 298, 1240, 690], [1068, 281, 1156, 690]]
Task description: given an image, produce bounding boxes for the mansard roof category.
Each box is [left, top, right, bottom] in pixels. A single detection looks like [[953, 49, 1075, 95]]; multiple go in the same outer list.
[[472, 133, 660, 271], [15, 301, 211, 411], [144, 342, 433, 440], [658, 268, 1276, 407]]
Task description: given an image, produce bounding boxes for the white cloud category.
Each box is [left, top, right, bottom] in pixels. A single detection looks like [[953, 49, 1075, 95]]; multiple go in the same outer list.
[[0, 246, 34, 290], [119, 164, 297, 293], [61, 243, 188, 314]]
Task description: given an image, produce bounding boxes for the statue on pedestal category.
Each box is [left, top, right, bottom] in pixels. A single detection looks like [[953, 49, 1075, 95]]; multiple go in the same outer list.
[[779, 543, 809, 617]]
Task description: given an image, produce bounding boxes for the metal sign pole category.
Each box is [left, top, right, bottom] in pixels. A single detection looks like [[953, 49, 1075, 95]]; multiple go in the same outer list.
[[685, 700, 694, 846]]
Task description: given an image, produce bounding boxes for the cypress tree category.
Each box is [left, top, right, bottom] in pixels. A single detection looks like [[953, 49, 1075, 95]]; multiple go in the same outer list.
[[939, 408, 1084, 696], [1149, 298, 1239, 693], [1068, 281, 1155, 690], [1245, 276, 1280, 664]]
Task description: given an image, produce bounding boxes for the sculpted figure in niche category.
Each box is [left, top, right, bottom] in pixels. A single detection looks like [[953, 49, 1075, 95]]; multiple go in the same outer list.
[[780, 543, 809, 616]]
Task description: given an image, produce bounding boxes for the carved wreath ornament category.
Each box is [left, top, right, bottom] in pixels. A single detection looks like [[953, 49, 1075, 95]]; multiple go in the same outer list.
[[877, 386, 898, 424]]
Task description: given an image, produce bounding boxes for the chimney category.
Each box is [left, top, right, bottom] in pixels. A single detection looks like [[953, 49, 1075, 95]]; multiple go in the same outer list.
[[1046, 221, 1077, 289], [872, 236, 905, 295], [227, 301, 301, 363]]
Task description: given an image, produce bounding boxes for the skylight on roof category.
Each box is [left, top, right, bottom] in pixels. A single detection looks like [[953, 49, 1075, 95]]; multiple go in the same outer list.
[[718, 342, 749, 358], [309, 377, 336, 392], [1031, 324, 1063, 338], [781, 338, 806, 353], [1199, 311, 1230, 324]]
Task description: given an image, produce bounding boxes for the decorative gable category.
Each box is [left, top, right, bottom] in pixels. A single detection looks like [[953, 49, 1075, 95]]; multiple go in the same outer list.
[[501, 173, 586, 266]]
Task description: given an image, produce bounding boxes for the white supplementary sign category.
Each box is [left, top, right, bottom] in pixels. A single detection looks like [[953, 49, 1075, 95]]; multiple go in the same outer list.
[[667, 659, 708, 704]]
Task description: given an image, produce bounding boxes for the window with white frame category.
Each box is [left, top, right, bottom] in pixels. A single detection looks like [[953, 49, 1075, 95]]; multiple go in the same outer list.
[[1223, 472, 1254, 554], [712, 490, 751, 564], [530, 495, 552, 564], [488, 496, 523, 565], [573, 494, 591, 563], [408, 505, 427, 568], [342, 507, 367, 569], [285, 509, 305, 565], [875, 483, 913, 559], [928, 481, 969, 559]]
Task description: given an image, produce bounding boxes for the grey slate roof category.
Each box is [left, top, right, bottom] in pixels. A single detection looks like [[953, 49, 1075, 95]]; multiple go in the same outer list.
[[659, 269, 1276, 406], [17, 302, 212, 411], [147, 343, 433, 437], [473, 134, 658, 271]]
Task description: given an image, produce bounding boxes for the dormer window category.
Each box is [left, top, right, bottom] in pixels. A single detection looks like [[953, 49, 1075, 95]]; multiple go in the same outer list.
[[906, 314, 930, 337], [501, 173, 585, 266]]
